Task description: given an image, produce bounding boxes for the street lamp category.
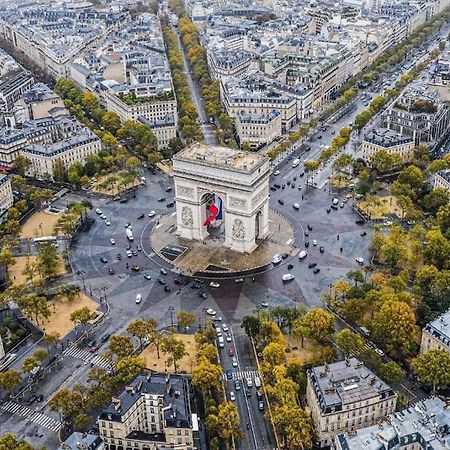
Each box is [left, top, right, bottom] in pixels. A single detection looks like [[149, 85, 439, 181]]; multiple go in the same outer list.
[[168, 307, 175, 329]]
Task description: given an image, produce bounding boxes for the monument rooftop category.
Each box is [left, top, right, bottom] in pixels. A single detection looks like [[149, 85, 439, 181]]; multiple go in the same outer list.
[[174, 143, 267, 173]]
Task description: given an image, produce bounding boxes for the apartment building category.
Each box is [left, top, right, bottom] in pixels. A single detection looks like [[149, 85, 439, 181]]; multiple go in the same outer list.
[[335, 397, 450, 450], [98, 374, 197, 450], [21, 83, 66, 120], [138, 115, 177, 149], [0, 174, 14, 220], [235, 110, 282, 149], [358, 128, 415, 164], [0, 71, 34, 114], [306, 358, 397, 448], [22, 128, 101, 180], [58, 432, 105, 450], [420, 307, 450, 354], [207, 50, 254, 80], [0, 49, 20, 77]]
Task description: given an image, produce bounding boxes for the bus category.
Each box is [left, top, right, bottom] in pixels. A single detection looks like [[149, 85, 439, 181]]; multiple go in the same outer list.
[[33, 236, 57, 245]]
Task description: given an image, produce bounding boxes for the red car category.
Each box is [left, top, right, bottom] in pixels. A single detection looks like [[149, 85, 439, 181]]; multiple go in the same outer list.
[[228, 347, 234, 356], [89, 345, 98, 353]]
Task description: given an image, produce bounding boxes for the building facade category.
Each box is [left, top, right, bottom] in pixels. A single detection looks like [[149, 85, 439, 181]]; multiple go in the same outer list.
[[420, 308, 450, 354], [235, 111, 282, 149], [0, 174, 14, 220]]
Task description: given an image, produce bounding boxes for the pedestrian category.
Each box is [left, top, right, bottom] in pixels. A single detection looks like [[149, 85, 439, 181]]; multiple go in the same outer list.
[[340, 247, 343, 253], [302, 195, 304, 200], [337, 234, 339, 240]]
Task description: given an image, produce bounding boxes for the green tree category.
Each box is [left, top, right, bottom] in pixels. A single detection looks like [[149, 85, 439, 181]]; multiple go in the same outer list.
[[412, 349, 450, 393], [49, 387, 83, 421], [423, 188, 450, 215], [0, 246, 15, 272], [0, 370, 21, 395], [161, 335, 187, 372], [177, 310, 196, 330], [12, 155, 31, 176], [241, 315, 260, 338], [114, 356, 145, 384], [69, 307, 93, 326], [22, 356, 39, 374], [109, 335, 134, 359], [298, 308, 335, 343], [335, 328, 364, 356], [101, 111, 121, 134], [216, 402, 242, 442], [378, 361, 405, 383], [36, 242, 59, 280], [191, 359, 223, 392], [127, 319, 152, 349], [0, 433, 35, 450], [262, 342, 286, 367]]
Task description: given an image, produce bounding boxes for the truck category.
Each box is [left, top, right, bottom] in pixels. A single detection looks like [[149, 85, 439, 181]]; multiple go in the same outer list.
[[126, 228, 134, 241]]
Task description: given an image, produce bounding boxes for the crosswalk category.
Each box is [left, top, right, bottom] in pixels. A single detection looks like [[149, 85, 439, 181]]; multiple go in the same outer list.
[[63, 346, 112, 370], [224, 370, 259, 381], [1, 401, 61, 432]]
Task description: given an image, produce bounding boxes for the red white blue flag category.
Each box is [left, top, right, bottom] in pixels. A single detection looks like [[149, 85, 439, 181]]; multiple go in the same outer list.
[[204, 197, 222, 226]]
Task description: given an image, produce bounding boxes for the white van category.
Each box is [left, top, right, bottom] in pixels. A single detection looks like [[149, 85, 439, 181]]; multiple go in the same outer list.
[[299, 250, 308, 259], [282, 273, 295, 282], [254, 377, 261, 388], [332, 197, 339, 205], [218, 336, 224, 348], [135, 294, 142, 304], [292, 158, 300, 168]]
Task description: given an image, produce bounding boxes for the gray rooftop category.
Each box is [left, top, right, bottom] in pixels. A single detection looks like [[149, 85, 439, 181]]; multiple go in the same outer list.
[[423, 308, 450, 347], [363, 127, 413, 148], [57, 431, 103, 450]]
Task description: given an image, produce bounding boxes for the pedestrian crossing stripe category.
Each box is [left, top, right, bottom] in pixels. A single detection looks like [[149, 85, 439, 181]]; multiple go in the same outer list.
[[1, 401, 61, 432], [63, 346, 112, 370], [223, 370, 259, 381]]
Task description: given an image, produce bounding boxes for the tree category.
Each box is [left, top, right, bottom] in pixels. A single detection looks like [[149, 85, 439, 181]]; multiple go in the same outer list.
[[101, 111, 121, 134], [423, 188, 450, 215], [53, 158, 66, 182], [378, 361, 405, 383], [298, 308, 334, 343], [127, 319, 151, 349], [424, 228, 450, 270], [262, 342, 286, 367], [33, 348, 48, 362], [412, 349, 450, 393], [69, 307, 93, 326], [0, 245, 15, 272], [12, 155, 31, 176], [109, 335, 134, 359], [241, 315, 260, 338], [36, 242, 59, 280], [216, 402, 242, 442], [370, 300, 416, 357], [18, 294, 51, 324], [272, 405, 313, 450], [177, 310, 196, 330], [161, 335, 186, 372], [49, 388, 83, 421], [336, 328, 364, 356], [0, 433, 35, 450], [0, 370, 21, 395], [114, 356, 145, 383], [370, 150, 402, 173], [196, 343, 218, 364], [191, 359, 223, 392], [22, 356, 39, 374]]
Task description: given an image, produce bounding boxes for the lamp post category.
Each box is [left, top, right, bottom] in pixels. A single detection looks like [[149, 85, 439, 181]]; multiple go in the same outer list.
[[168, 306, 175, 329]]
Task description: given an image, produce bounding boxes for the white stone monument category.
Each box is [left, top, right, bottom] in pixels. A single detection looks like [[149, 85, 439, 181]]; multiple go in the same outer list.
[[172, 143, 270, 253], [0, 334, 5, 359]]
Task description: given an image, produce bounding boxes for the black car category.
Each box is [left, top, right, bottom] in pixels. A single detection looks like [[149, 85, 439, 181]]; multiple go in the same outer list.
[[36, 394, 44, 402], [158, 197, 166, 202], [166, 186, 173, 192], [282, 253, 289, 259], [305, 241, 310, 248], [131, 265, 140, 271], [101, 333, 110, 342], [327, 208, 331, 214], [360, 231, 367, 236], [319, 246, 324, 253], [132, 250, 138, 256], [313, 268, 321, 274], [300, 172, 305, 177], [191, 283, 200, 289], [308, 262, 317, 269], [331, 205, 338, 210], [287, 264, 293, 269], [164, 286, 171, 292], [292, 183, 295, 188], [281, 184, 286, 189], [293, 177, 297, 181], [307, 224, 313, 231], [174, 278, 184, 285], [270, 186, 276, 192], [117, 253, 122, 260], [199, 291, 208, 299], [355, 219, 365, 225], [158, 277, 166, 285], [26, 394, 37, 405], [87, 340, 96, 347], [108, 267, 115, 275], [100, 257, 108, 263], [274, 183, 281, 189], [287, 180, 291, 186], [125, 222, 131, 228], [137, 213, 145, 219], [304, 231, 309, 237], [166, 202, 175, 208], [119, 198, 128, 203], [278, 199, 284, 205]]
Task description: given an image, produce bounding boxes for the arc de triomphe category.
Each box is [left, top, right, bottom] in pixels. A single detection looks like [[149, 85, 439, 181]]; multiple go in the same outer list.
[[172, 143, 270, 254]]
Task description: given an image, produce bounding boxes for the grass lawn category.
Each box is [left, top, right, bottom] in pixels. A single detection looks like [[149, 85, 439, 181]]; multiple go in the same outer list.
[[329, 175, 350, 189], [92, 173, 140, 196], [38, 293, 98, 337], [358, 195, 402, 220], [140, 333, 197, 373], [20, 211, 62, 238], [285, 334, 322, 365], [8, 256, 66, 286]]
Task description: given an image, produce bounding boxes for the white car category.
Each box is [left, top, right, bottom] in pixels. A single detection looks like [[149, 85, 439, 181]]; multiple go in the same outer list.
[[313, 240, 317, 246], [100, 214, 107, 219], [293, 203, 300, 210], [274, 170, 280, 176], [222, 324, 229, 332], [110, 238, 115, 245], [226, 334, 232, 342], [282, 273, 295, 282], [215, 327, 222, 336], [95, 208, 102, 214], [206, 308, 216, 316], [229, 391, 236, 401], [127, 250, 132, 258], [261, 300, 269, 308], [210, 282, 220, 288], [149, 210, 156, 217], [232, 357, 238, 367], [299, 250, 308, 259], [105, 220, 111, 226], [356, 257, 365, 264], [234, 278, 244, 283], [135, 293, 142, 304], [272, 254, 282, 265]]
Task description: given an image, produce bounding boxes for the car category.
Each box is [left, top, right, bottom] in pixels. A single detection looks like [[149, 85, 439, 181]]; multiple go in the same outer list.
[[360, 231, 367, 236], [293, 202, 300, 210], [110, 238, 115, 245], [131, 265, 140, 271], [160, 268, 168, 275], [270, 186, 276, 192], [137, 213, 145, 219], [158, 197, 166, 202], [149, 210, 156, 217], [356, 219, 365, 225], [282, 273, 295, 282], [135, 294, 142, 304], [90, 344, 98, 353], [132, 250, 138, 256], [340, 203, 344, 208], [308, 262, 317, 269], [144, 274, 152, 280], [125, 222, 131, 229], [327, 208, 331, 213], [191, 283, 201, 289], [226, 370, 233, 380], [258, 401, 264, 411], [319, 246, 324, 253], [228, 347, 234, 356], [304, 241, 309, 248], [87, 340, 96, 348], [222, 324, 229, 332], [100, 257, 108, 263], [278, 199, 284, 205], [272, 254, 282, 264], [235, 380, 241, 390], [174, 278, 184, 285], [36, 394, 44, 402], [105, 220, 111, 226], [166, 202, 174, 208], [246, 378, 253, 388], [232, 357, 238, 367], [100, 214, 106, 219], [313, 268, 321, 274], [374, 348, 385, 357], [117, 253, 122, 260], [95, 208, 102, 214], [229, 391, 236, 401], [307, 224, 313, 231], [213, 316, 223, 322], [246, 389, 252, 398], [274, 170, 280, 176], [234, 278, 244, 283], [126, 250, 132, 258], [210, 282, 220, 288], [257, 390, 263, 400], [101, 333, 110, 342], [300, 172, 305, 177], [113, 196, 121, 201], [261, 300, 269, 308], [274, 183, 281, 189], [158, 277, 166, 285], [26, 394, 37, 405], [164, 286, 171, 292], [304, 230, 309, 237], [299, 250, 308, 259], [313, 240, 317, 246], [287, 263, 293, 269], [108, 267, 115, 275], [199, 292, 208, 299], [282, 253, 289, 259], [137, 245, 141, 251], [119, 198, 128, 203], [206, 308, 216, 315], [166, 186, 173, 192], [226, 334, 232, 342], [356, 257, 365, 264]]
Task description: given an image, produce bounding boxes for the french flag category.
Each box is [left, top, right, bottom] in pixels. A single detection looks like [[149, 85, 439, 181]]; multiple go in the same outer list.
[[204, 197, 222, 227]]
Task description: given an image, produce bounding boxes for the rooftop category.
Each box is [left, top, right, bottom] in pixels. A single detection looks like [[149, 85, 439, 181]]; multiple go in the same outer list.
[[363, 127, 413, 147], [57, 431, 103, 450], [423, 307, 450, 346], [174, 143, 267, 173]]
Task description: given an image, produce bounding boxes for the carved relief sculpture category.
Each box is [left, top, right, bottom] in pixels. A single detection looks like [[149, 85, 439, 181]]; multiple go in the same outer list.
[[181, 206, 193, 227], [232, 219, 245, 240]]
